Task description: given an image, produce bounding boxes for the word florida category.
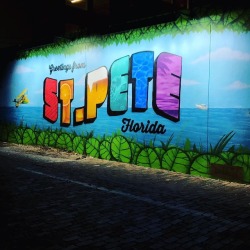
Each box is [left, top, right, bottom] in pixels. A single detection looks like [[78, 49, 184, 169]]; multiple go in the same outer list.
[[43, 51, 182, 126], [121, 118, 166, 134]]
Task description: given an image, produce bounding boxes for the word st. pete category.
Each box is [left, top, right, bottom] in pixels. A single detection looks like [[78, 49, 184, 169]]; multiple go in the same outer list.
[[43, 51, 182, 126]]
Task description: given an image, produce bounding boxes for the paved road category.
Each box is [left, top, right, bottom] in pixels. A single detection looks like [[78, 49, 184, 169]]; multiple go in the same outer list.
[[0, 143, 250, 249]]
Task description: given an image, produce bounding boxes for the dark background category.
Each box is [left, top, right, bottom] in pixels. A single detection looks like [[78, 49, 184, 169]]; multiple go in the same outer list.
[[0, 0, 249, 52]]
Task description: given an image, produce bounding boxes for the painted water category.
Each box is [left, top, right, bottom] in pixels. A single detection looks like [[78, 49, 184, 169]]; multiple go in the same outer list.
[[1, 107, 250, 150]]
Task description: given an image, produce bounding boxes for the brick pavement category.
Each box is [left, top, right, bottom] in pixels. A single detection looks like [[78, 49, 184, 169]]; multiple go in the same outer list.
[[0, 143, 250, 249]]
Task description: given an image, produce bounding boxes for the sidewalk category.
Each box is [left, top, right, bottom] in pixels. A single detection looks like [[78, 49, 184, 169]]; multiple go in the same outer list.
[[0, 143, 250, 249]]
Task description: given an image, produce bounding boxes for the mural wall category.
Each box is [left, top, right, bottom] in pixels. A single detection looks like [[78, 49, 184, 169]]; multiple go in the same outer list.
[[0, 10, 249, 183]]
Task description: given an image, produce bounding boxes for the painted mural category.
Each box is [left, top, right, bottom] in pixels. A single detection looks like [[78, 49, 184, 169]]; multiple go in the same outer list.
[[0, 10, 249, 183]]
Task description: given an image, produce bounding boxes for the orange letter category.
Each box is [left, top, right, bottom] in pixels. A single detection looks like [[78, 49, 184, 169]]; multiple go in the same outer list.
[[85, 67, 108, 122], [59, 79, 74, 126]]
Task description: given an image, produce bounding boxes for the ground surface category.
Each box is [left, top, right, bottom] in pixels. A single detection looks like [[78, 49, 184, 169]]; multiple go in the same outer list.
[[1, 141, 249, 188], [1, 141, 250, 249]]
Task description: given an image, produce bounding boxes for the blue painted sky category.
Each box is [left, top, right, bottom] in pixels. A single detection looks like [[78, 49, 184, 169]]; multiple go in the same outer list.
[[1, 29, 250, 109]]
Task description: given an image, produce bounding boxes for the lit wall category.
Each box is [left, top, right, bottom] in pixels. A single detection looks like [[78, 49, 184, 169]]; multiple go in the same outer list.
[[0, 11, 249, 183]]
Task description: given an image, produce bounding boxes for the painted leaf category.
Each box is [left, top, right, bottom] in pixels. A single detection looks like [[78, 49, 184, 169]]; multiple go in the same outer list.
[[105, 136, 113, 142], [100, 140, 111, 160], [14, 128, 24, 144], [191, 154, 225, 177], [37, 131, 49, 146], [175, 15, 189, 32], [232, 154, 250, 183], [73, 136, 85, 155], [56, 133, 73, 151], [187, 151, 198, 162], [86, 137, 100, 158], [220, 152, 235, 165], [111, 135, 131, 163], [48, 132, 59, 147], [162, 148, 190, 174], [136, 147, 161, 169], [210, 15, 222, 22], [155, 147, 165, 159], [130, 142, 143, 164], [23, 128, 36, 145]]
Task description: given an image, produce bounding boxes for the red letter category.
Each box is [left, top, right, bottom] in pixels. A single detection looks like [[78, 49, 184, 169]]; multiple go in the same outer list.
[[43, 77, 58, 123]]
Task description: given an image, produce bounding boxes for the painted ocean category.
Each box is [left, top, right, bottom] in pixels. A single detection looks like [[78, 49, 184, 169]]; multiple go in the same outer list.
[[0, 107, 250, 150]]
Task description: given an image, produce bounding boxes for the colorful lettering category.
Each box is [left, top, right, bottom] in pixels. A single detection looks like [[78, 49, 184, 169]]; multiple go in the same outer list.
[[43, 77, 58, 123], [43, 51, 182, 125], [59, 79, 74, 126], [108, 56, 129, 115], [153, 52, 182, 122], [74, 67, 108, 124], [131, 51, 154, 111]]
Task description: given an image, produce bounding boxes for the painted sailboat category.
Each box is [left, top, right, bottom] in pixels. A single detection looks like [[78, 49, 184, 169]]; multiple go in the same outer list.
[[196, 104, 208, 110]]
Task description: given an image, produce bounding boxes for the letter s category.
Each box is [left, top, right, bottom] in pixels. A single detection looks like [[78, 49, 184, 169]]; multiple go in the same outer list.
[[43, 77, 58, 123]]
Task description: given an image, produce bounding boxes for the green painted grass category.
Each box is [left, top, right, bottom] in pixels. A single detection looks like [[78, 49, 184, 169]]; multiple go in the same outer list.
[[0, 122, 249, 183]]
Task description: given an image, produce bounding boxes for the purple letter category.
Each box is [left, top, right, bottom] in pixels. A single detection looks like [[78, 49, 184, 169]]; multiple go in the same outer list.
[[153, 52, 182, 122]]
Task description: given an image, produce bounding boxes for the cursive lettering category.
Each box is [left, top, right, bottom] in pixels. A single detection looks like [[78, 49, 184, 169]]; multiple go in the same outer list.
[[121, 118, 166, 134], [49, 61, 86, 75]]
